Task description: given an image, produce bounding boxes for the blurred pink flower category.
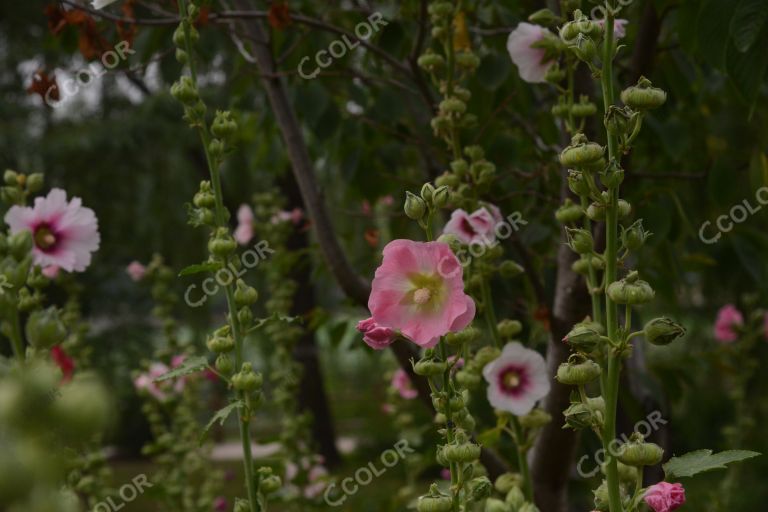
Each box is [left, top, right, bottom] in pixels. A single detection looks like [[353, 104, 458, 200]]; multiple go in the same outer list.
[[644, 481, 685, 512], [234, 204, 254, 245], [391, 368, 418, 400], [213, 496, 228, 511], [356, 317, 396, 350], [714, 304, 743, 343], [368, 240, 475, 348], [126, 260, 146, 281], [5, 188, 100, 272], [595, 18, 628, 39], [379, 195, 394, 206], [303, 465, 329, 499], [443, 205, 502, 246], [51, 345, 75, 382], [271, 207, 304, 225], [506, 23, 555, 83], [483, 342, 550, 415], [134, 358, 186, 400], [42, 265, 60, 279], [361, 199, 372, 216]]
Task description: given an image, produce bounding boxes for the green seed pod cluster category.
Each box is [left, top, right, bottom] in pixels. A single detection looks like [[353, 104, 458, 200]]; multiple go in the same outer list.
[[560, 133, 604, 167], [231, 363, 263, 393], [417, 484, 452, 512], [443, 441, 481, 463], [606, 271, 655, 305], [566, 228, 594, 254], [413, 357, 446, 377], [405, 191, 427, 220], [494, 472, 523, 494], [562, 322, 603, 352], [617, 433, 664, 466], [555, 199, 584, 224], [497, 319, 523, 338], [556, 354, 601, 385], [621, 76, 667, 110], [518, 408, 552, 429], [485, 498, 512, 512]]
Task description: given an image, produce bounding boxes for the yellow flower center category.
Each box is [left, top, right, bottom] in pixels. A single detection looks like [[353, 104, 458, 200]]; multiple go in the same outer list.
[[413, 287, 432, 305], [503, 371, 520, 389]]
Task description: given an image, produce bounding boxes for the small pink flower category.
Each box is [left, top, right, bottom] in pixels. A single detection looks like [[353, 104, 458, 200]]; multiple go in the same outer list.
[[5, 188, 100, 272], [391, 368, 418, 400], [441, 468, 452, 480], [368, 240, 475, 347], [482, 342, 550, 415], [357, 317, 396, 350], [213, 496, 228, 511], [714, 304, 743, 343], [304, 465, 329, 499], [506, 23, 555, 83], [361, 199, 372, 216], [42, 265, 60, 279], [380, 195, 394, 206], [134, 360, 186, 400], [595, 18, 628, 39], [126, 261, 146, 281], [381, 403, 395, 414], [271, 207, 304, 225], [643, 481, 685, 512], [234, 204, 255, 245], [443, 206, 502, 246]]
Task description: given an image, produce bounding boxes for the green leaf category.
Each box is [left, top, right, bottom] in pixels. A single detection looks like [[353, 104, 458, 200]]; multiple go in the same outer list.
[[729, 0, 768, 52], [247, 312, 301, 332], [178, 261, 222, 277], [476, 427, 502, 447], [726, 17, 768, 107], [153, 356, 209, 382], [199, 400, 243, 444], [663, 449, 760, 479]]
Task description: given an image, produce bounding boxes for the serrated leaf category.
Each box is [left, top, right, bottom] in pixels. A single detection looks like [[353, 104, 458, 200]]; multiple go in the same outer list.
[[729, 0, 768, 52], [199, 400, 243, 444], [663, 449, 760, 479], [153, 356, 209, 382], [178, 261, 222, 277]]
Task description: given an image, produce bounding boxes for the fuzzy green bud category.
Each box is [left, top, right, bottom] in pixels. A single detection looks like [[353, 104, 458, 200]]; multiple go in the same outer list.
[[567, 170, 590, 196], [232, 363, 263, 392], [497, 319, 522, 338], [566, 228, 594, 254], [417, 51, 446, 73], [443, 442, 481, 463], [234, 279, 258, 307], [617, 433, 664, 466], [413, 358, 446, 376], [555, 199, 584, 224], [215, 354, 233, 375], [211, 110, 238, 140], [560, 134, 604, 168], [562, 323, 603, 352], [208, 229, 237, 258], [494, 473, 522, 494], [621, 76, 667, 110], [518, 408, 552, 429], [556, 355, 601, 385], [25, 307, 67, 349], [644, 317, 686, 345], [606, 271, 655, 305], [404, 191, 427, 220]]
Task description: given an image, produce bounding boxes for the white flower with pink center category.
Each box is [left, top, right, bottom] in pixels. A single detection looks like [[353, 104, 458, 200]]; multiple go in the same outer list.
[[482, 342, 550, 415], [5, 188, 100, 272]]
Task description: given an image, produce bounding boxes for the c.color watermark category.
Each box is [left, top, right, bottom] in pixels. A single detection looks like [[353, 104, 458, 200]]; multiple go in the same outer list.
[[184, 240, 274, 307], [576, 410, 667, 478], [323, 440, 414, 506], [92, 474, 152, 511], [298, 13, 388, 79], [590, 0, 634, 20], [698, 186, 768, 245], [45, 41, 135, 108]]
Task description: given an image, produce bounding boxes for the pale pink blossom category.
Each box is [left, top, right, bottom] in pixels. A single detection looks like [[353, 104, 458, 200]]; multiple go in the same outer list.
[[643, 482, 685, 512], [234, 204, 255, 245], [441, 468, 451, 480], [126, 260, 146, 281], [391, 368, 418, 400], [42, 265, 60, 279], [356, 317, 396, 350], [443, 205, 502, 246], [133, 358, 186, 400], [482, 342, 550, 415], [506, 23, 555, 83], [271, 207, 304, 225], [368, 240, 475, 347], [714, 304, 743, 343], [5, 188, 100, 272], [380, 195, 394, 206], [595, 18, 628, 39], [303, 465, 329, 499]]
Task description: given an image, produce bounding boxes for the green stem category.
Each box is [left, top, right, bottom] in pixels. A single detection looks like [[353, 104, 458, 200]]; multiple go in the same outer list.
[[600, 6, 623, 512], [438, 339, 460, 512], [8, 303, 25, 361], [511, 417, 533, 502], [479, 276, 501, 347]]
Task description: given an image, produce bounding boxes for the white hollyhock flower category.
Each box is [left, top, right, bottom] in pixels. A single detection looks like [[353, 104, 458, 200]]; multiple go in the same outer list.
[[506, 22, 556, 83], [483, 342, 551, 415]]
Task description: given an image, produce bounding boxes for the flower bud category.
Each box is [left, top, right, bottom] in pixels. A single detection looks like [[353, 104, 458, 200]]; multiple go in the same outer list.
[[562, 322, 603, 352], [571, 97, 597, 117], [7, 231, 33, 263], [569, 34, 597, 62], [556, 355, 601, 385], [417, 51, 446, 73], [418, 494, 452, 512], [237, 306, 253, 327], [211, 110, 238, 141], [206, 332, 234, 353], [433, 185, 450, 208], [469, 476, 492, 501], [617, 434, 663, 466], [413, 358, 446, 376], [173, 22, 199, 47], [439, 97, 466, 116], [215, 354, 233, 375], [25, 307, 67, 349], [602, 460, 640, 484], [644, 317, 686, 345], [621, 220, 651, 251], [234, 279, 258, 307], [567, 170, 591, 196], [618, 199, 632, 218], [518, 408, 552, 429], [494, 473, 522, 494], [499, 260, 525, 278], [193, 190, 216, 209], [208, 229, 237, 258], [208, 138, 225, 159], [3, 169, 18, 185], [528, 8, 560, 26], [443, 442, 481, 463], [53, 375, 110, 441], [435, 172, 459, 188], [232, 363, 263, 392], [559, 10, 600, 40], [474, 346, 501, 367], [571, 255, 604, 275], [485, 498, 512, 512], [455, 369, 481, 388], [519, 504, 539, 512], [170, 76, 198, 104], [455, 51, 480, 71], [497, 319, 522, 338], [175, 48, 188, 64], [555, 199, 584, 223], [621, 76, 667, 110], [26, 173, 44, 193], [259, 475, 282, 494], [566, 228, 594, 254], [593, 481, 610, 511], [563, 402, 594, 429], [404, 191, 427, 220], [606, 271, 655, 305], [234, 500, 250, 512], [544, 64, 566, 83], [560, 134, 604, 167]]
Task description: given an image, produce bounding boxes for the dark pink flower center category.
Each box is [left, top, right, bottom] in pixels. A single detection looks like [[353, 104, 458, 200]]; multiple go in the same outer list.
[[34, 223, 60, 253], [497, 365, 529, 397], [460, 217, 478, 237]]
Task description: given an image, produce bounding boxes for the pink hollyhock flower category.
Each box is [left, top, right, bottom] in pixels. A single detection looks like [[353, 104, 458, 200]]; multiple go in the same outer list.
[[368, 240, 475, 348], [391, 368, 418, 400], [134, 361, 186, 400], [356, 317, 396, 350], [126, 260, 146, 281], [42, 265, 60, 279], [5, 188, 100, 272], [443, 206, 502, 246], [595, 18, 628, 39], [506, 23, 555, 83], [644, 481, 685, 512], [482, 342, 550, 415], [714, 304, 743, 343], [213, 497, 227, 511], [50, 345, 75, 382], [304, 465, 329, 499], [234, 204, 255, 245]]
